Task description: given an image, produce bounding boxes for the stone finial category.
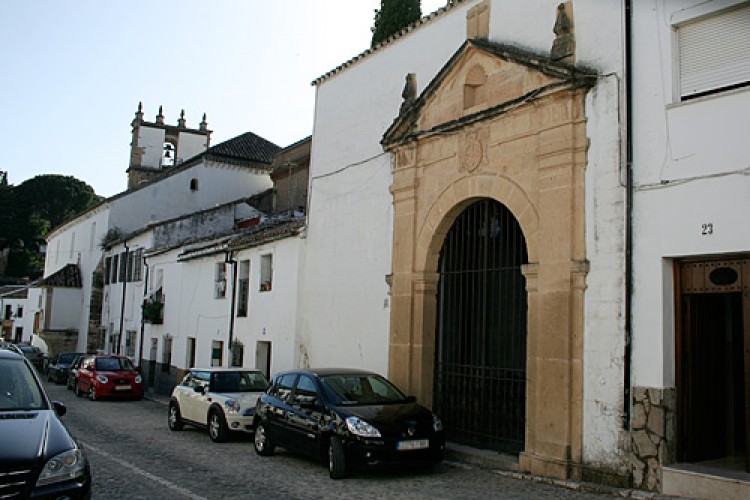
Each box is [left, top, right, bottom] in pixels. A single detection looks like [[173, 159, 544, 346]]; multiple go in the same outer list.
[[199, 113, 208, 131], [131, 101, 144, 126], [156, 105, 165, 124], [400, 73, 417, 113], [178, 109, 186, 128], [551, 3, 574, 62]]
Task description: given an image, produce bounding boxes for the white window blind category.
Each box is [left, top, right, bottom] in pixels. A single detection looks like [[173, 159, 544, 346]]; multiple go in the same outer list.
[[678, 4, 750, 99]]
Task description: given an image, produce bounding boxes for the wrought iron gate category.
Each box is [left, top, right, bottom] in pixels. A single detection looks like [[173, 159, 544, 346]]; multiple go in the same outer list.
[[434, 199, 528, 453]]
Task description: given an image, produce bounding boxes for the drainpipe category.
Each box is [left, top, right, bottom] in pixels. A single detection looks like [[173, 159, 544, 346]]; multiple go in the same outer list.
[[225, 251, 238, 367], [118, 242, 129, 356], [138, 257, 150, 368], [623, 0, 634, 430]]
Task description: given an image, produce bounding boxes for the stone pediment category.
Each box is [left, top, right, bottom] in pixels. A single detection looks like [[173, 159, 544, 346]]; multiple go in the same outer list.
[[382, 38, 596, 149]]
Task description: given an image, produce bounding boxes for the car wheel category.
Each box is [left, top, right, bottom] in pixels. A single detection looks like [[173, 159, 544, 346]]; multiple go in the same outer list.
[[66, 378, 72, 390], [253, 423, 275, 456], [208, 410, 229, 443], [74, 381, 82, 397], [329, 436, 347, 479], [168, 402, 184, 431], [88, 385, 97, 401]]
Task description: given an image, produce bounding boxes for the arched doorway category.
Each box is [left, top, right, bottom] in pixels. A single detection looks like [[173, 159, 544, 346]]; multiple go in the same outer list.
[[434, 198, 528, 453]]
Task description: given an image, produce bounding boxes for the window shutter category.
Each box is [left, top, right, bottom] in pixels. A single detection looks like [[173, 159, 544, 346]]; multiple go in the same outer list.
[[678, 4, 750, 99]]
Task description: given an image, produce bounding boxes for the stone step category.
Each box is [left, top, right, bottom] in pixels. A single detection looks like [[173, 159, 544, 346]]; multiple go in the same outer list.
[[663, 463, 750, 499]]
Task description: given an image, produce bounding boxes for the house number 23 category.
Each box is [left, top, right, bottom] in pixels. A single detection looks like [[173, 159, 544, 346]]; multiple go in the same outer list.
[[701, 223, 714, 235]]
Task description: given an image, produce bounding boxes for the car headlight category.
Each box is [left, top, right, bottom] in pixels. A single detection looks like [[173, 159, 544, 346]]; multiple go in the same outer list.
[[224, 398, 241, 415], [36, 448, 86, 487], [345, 416, 381, 438], [135, 375, 143, 384], [433, 414, 443, 432], [96, 375, 109, 384]]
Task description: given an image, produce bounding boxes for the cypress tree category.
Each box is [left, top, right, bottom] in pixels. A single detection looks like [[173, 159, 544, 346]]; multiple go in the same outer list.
[[371, 0, 422, 47]]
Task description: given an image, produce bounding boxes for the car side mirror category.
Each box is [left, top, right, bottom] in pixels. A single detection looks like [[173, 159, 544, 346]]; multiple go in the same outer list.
[[194, 386, 205, 394], [53, 401, 67, 417]]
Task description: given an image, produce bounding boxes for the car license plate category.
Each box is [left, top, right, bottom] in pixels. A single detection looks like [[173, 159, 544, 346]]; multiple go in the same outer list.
[[397, 439, 429, 451], [115, 385, 132, 391]]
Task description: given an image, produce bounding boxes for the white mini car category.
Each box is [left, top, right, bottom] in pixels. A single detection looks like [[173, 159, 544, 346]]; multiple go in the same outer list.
[[168, 368, 269, 442]]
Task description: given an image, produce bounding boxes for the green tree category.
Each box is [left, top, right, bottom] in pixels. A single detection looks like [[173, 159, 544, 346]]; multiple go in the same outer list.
[[371, 0, 422, 47], [3, 174, 100, 279]]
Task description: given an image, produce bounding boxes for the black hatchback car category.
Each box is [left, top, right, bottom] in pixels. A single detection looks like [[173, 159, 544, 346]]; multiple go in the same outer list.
[[253, 368, 445, 478], [0, 349, 91, 498], [47, 352, 85, 384]]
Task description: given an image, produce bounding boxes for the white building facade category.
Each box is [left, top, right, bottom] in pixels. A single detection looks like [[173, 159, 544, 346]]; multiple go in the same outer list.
[[630, 0, 750, 495]]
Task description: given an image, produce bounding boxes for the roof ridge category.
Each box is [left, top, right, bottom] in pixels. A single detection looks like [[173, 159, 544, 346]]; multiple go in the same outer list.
[[311, 0, 472, 86]]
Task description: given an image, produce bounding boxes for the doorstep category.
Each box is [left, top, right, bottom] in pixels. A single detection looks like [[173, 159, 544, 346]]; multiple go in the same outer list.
[[663, 459, 750, 499]]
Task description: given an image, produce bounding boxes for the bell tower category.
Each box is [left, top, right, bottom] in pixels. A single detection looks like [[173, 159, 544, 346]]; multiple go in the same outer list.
[[127, 102, 212, 190]]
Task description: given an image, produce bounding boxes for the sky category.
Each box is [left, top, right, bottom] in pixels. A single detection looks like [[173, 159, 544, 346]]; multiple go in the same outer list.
[[1, 0, 448, 198]]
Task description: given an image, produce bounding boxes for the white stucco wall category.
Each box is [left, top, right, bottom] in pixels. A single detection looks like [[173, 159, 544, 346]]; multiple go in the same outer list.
[[44, 205, 110, 352], [137, 233, 302, 379], [304, 0, 627, 470], [45, 288, 82, 331], [631, 0, 750, 389], [101, 232, 151, 359], [108, 165, 272, 234]]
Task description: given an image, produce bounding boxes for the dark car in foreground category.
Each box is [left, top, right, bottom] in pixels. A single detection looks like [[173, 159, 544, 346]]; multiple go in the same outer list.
[[47, 352, 86, 384], [253, 368, 445, 479], [75, 355, 144, 400], [0, 349, 91, 498]]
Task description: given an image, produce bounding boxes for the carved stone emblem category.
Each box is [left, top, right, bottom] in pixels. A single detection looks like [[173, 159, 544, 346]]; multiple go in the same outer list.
[[462, 132, 484, 172]]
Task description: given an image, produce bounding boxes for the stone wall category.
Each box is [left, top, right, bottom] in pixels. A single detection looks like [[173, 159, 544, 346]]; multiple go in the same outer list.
[[631, 386, 676, 491]]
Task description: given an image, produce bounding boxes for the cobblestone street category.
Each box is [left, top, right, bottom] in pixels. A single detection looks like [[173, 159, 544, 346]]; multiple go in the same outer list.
[[43, 381, 623, 499]]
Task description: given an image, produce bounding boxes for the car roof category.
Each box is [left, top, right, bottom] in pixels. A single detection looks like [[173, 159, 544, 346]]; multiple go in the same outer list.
[[277, 368, 379, 378], [188, 367, 264, 373], [0, 348, 25, 360]]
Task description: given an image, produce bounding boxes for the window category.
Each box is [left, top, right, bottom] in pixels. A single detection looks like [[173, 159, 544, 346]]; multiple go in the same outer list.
[[119, 251, 128, 282], [293, 375, 319, 406], [162, 336, 173, 372], [125, 330, 136, 358], [211, 340, 223, 367], [260, 254, 273, 292], [231, 340, 244, 367], [186, 337, 196, 369], [214, 262, 227, 299], [111, 255, 119, 284], [3, 305, 10, 320], [16, 306, 23, 318], [14, 327, 23, 343], [104, 257, 112, 285], [270, 373, 297, 401], [237, 260, 250, 316], [190, 178, 199, 191], [676, 4, 750, 100], [131, 249, 143, 282]]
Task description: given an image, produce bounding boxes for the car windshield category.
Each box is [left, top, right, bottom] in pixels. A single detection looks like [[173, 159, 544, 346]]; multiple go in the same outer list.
[[210, 372, 269, 393], [18, 346, 35, 354], [0, 357, 47, 411], [320, 374, 407, 405], [95, 357, 135, 371], [58, 353, 78, 363]]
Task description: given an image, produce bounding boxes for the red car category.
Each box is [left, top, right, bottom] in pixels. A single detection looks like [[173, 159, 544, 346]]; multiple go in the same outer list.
[[75, 355, 144, 401]]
